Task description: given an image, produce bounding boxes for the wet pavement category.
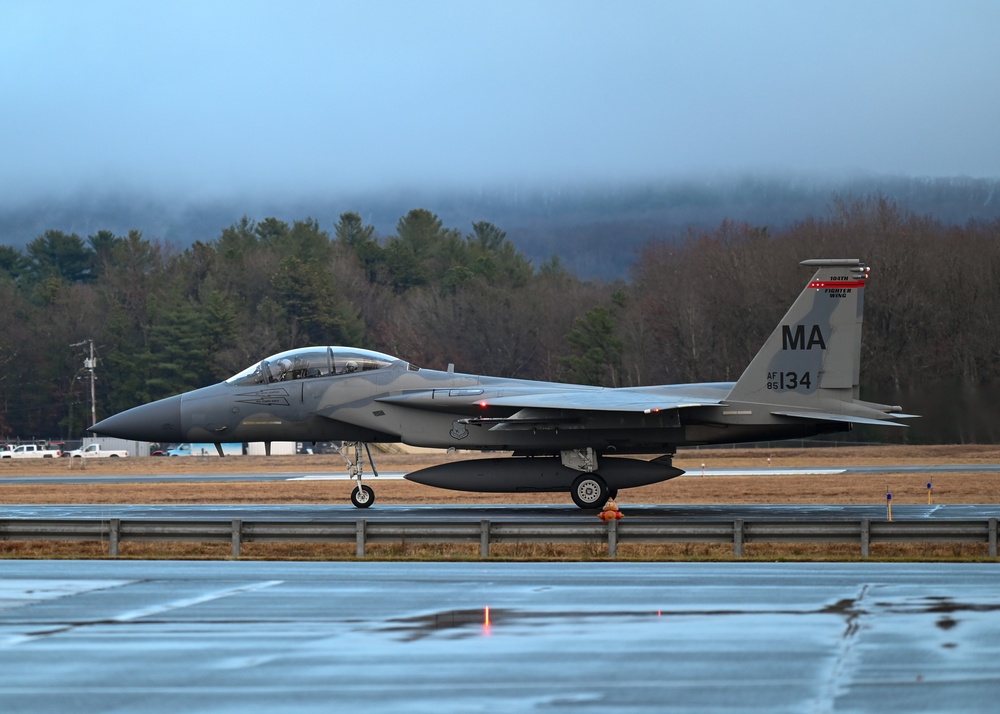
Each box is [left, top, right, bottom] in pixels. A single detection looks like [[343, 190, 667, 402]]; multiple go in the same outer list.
[[1, 561, 998, 712]]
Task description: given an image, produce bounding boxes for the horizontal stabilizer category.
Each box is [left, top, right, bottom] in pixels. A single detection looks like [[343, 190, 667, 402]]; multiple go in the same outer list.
[[772, 410, 909, 427]]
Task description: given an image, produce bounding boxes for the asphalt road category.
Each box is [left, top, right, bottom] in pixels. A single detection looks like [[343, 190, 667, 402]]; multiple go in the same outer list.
[[1, 560, 998, 713]]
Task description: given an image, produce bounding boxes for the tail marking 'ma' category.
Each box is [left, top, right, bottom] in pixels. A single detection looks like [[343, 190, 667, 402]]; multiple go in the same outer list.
[[781, 324, 827, 351]]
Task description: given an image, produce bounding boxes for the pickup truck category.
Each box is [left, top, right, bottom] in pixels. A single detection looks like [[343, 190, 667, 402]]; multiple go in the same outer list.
[[1, 444, 63, 458], [166, 442, 243, 456], [66, 444, 129, 458]]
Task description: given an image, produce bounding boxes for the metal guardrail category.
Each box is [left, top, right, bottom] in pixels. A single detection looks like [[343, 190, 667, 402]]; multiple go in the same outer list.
[[2, 517, 997, 558]]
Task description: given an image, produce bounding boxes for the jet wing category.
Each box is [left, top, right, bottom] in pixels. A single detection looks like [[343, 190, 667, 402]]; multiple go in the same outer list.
[[377, 388, 720, 415], [480, 391, 717, 414]]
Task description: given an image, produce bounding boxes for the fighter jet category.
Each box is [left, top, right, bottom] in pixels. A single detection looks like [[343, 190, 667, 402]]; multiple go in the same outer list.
[[91, 259, 915, 508]]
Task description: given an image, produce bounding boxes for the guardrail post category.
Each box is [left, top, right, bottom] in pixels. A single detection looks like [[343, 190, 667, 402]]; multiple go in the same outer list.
[[356, 519, 366, 558], [989, 518, 997, 558], [231, 519, 242, 558], [480, 519, 490, 558], [861, 519, 870, 558], [608, 518, 618, 558], [733, 519, 743, 558], [109, 518, 120, 557]]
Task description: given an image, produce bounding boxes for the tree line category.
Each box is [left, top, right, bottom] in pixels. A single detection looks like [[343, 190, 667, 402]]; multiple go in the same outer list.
[[1, 196, 997, 444]]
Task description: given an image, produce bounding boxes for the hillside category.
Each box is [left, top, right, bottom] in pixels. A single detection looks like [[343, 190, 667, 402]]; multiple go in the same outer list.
[[3, 175, 998, 279]]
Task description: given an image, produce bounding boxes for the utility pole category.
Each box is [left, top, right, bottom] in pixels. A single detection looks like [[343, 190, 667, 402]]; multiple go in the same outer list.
[[72, 340, 97, 427]]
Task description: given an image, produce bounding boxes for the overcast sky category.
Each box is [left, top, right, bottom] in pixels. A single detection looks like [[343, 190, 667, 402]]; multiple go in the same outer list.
[[2, 0, 998, 203]]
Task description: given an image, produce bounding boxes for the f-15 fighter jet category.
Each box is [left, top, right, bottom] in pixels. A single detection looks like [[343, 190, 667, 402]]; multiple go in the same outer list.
[[91, 259, 914, 508]]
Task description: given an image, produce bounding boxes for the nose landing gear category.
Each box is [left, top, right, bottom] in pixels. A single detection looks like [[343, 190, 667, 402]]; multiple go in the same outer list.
[[343, 442, 379, 508]]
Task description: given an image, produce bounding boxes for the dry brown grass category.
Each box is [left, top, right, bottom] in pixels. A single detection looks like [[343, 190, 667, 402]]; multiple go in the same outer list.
[[0, 468, 995, 507], [4, 443, 999, 479], [0, 539, 993, 562], [0, 471, 994, 506]]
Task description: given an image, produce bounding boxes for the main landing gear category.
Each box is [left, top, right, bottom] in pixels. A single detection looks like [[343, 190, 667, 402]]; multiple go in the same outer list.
[[564, 448, 616, 509], [343, 442, 379, 508], [570, 473, 608, 509]]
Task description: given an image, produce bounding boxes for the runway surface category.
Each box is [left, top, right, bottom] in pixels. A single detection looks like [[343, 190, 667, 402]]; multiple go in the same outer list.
[[4, 503, 999, 521], [1, 560, 998, 713], [3, 463, 999, 485]]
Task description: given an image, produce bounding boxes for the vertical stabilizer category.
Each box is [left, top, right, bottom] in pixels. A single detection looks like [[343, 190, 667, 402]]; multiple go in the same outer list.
[[727, 259, 869, 412]]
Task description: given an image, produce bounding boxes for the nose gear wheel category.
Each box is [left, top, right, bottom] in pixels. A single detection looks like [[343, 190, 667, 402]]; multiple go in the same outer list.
[[351, 484, 375, 508]]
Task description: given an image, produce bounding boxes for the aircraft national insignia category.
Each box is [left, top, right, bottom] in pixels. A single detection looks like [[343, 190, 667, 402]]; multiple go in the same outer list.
[[236, 388, 290, 407]]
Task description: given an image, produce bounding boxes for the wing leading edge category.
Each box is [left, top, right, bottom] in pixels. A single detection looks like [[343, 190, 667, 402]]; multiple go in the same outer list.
[[376, 388, 723, 415], [479, 391, 720, 413]]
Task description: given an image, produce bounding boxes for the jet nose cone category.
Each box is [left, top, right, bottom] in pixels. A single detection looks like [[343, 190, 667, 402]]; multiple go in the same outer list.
[[90, 394, 184, 442]]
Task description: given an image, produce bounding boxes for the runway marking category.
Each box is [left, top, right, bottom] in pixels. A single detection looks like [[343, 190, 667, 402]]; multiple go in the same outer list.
[[814, 583, 871, 710], [288, 472, 406, 481], [0, 579, 133, 646], [112, 580, 284, 622], [286, 468, 847, 481], [0, 579, 129, 613], [1, 580, 284, 647], [690, 468, 846, 476]]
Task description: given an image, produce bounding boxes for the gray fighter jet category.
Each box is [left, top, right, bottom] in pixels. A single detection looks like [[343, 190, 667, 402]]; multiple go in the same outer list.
[[91, 259, 915, 508]]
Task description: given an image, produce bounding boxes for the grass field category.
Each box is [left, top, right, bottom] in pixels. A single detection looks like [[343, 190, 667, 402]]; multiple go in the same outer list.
[[2, 444, 998, 506]]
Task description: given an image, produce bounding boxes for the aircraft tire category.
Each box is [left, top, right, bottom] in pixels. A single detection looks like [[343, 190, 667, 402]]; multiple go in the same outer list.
[[570, 473, 609, 509], [351, 485, 375, 508]]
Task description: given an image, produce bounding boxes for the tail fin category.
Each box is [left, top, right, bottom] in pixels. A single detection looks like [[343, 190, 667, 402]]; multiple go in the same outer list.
[[727, 259, 907, 425]]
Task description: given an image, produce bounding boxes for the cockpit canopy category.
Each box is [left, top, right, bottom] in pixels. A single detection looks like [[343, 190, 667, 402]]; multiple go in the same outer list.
[[227, 347, 405, 386]]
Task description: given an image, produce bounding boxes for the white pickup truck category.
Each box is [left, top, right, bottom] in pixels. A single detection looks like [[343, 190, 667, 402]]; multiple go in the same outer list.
[[1, 444, 63, 458], [66, 444, 129, 458]]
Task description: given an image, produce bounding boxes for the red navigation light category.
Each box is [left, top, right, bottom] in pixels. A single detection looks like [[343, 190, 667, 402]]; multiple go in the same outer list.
[[478, 400, 488, 408]]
